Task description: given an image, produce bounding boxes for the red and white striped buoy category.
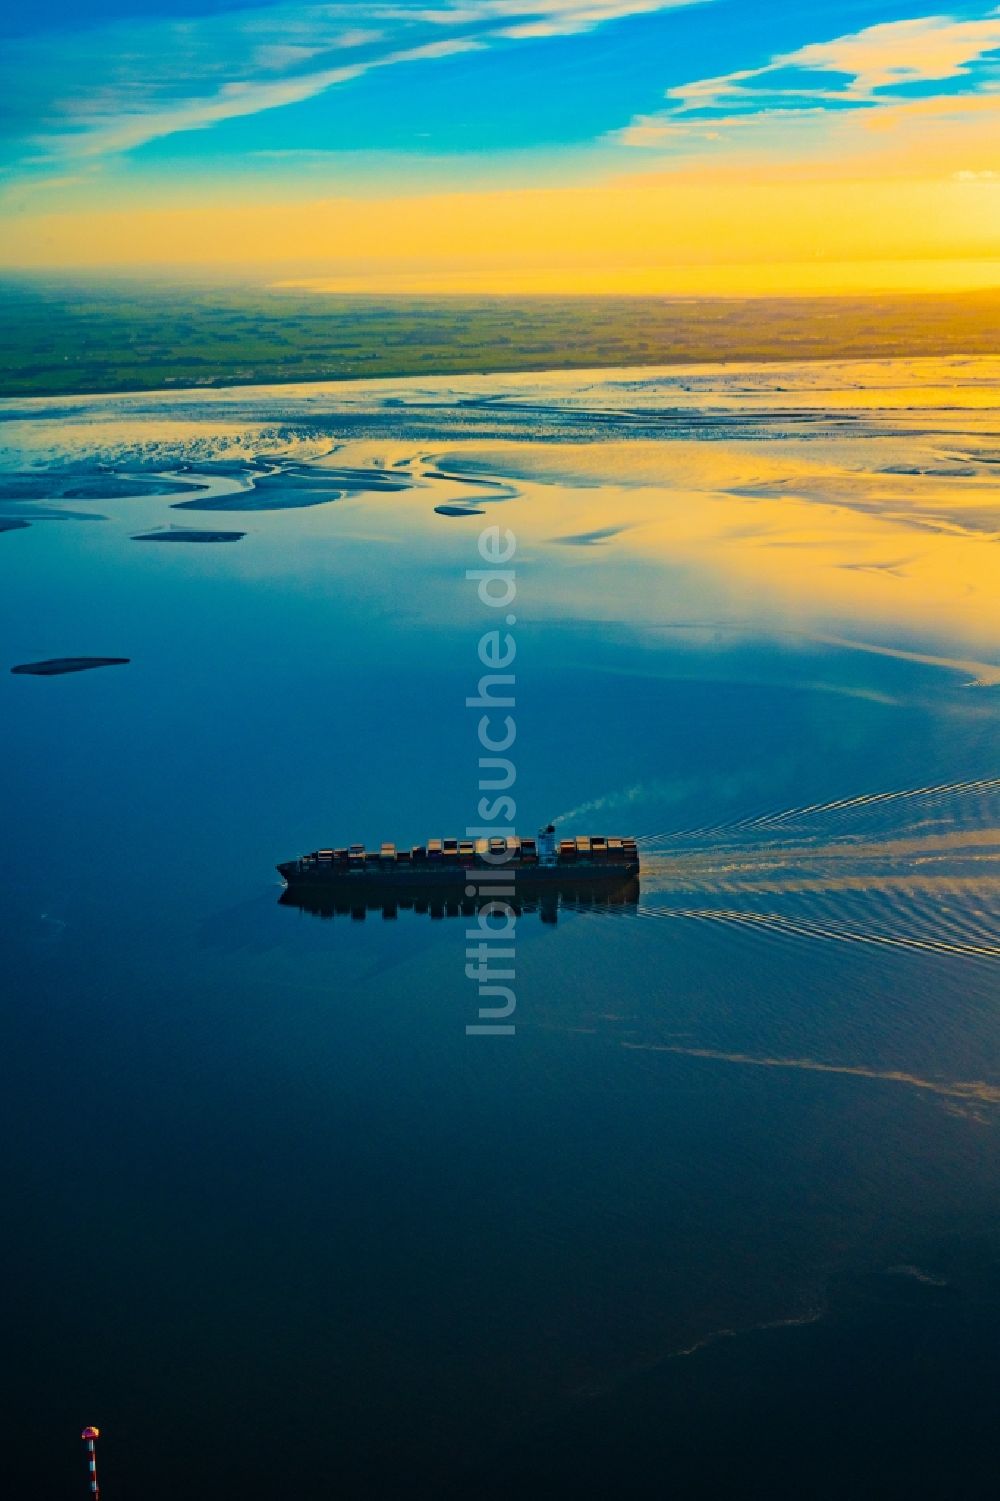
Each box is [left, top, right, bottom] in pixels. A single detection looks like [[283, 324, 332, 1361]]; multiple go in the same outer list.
[[80, 1426, 100, 1500]]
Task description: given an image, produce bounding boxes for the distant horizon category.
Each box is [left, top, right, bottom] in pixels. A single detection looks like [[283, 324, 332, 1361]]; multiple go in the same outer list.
[[2, 250, 997, 298], [3, 269, 1000, 299]]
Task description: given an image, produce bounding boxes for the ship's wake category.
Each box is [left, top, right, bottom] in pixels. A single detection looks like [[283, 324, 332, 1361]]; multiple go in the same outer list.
[[626, 900, 1000, 960], [575, 778, 1000, 961], [618, 1043, 1000, 1106], [634, 775, 1000, 850]]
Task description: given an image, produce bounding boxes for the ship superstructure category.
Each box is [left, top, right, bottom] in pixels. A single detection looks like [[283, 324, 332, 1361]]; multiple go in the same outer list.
[[278, 824, 639, 890]]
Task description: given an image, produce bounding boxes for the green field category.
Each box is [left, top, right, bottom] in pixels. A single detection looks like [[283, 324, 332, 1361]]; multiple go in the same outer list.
[[1, 277, 998, 399]]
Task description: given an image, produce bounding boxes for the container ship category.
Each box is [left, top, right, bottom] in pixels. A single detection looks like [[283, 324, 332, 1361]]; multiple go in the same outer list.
[[277, 824, 639, 892]]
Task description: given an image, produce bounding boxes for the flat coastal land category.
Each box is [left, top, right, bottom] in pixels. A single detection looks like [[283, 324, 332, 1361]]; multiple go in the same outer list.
[[2, 278, 999, 398]]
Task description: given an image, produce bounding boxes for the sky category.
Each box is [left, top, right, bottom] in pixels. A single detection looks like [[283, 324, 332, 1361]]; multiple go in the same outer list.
[[1, 0, 998, 290]]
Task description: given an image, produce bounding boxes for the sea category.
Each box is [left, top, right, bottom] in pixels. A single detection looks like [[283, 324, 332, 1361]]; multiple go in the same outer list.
[[1, 357, 998, 1497]]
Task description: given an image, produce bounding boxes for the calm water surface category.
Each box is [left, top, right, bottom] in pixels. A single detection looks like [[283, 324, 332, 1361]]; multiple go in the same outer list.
[[2, 358, 998, 1497]]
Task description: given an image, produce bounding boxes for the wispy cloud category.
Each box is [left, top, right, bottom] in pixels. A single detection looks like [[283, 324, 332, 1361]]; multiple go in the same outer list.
[[2, 0, 704, 173], [48, 37, 497, 161], [406, 0, 699, 30], [617, 7, 1000, 150], [495, 0, 707, 38], [788, 11, 1000, 95]]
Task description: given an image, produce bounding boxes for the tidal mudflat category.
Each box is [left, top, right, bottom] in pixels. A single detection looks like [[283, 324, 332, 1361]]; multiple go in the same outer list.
[[1, 356, 998, 1497], [131, 527, 246, 543], [10, 656, 129, 675]]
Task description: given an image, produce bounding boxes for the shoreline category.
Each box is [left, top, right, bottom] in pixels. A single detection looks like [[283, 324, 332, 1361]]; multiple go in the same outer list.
[[2, 348, 1000, 411]]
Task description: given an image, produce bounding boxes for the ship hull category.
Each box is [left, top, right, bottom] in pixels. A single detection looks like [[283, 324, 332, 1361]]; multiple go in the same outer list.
[[278, 858, 639, 891]]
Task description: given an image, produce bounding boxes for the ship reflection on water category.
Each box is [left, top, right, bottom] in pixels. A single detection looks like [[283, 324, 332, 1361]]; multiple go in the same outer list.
[[279, 877, 640, 923]]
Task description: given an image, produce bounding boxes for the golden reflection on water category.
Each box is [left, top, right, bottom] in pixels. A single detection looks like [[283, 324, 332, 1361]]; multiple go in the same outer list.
[[7, 356, 999, 665], [427, 423, 1000, 654]]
